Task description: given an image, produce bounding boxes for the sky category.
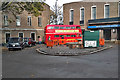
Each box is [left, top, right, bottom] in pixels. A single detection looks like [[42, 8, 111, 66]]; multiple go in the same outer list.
[[45, 0, 82, 8]]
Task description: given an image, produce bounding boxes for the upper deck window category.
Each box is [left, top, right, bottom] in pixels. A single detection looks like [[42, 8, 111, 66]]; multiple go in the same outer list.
[[60, 27, 65, 29], [47, 26, 54, 29], [71, 27, 76, 29], [66, 27, 71, 29], [76, 26, 80, 29], [54, 26, 59, 29]]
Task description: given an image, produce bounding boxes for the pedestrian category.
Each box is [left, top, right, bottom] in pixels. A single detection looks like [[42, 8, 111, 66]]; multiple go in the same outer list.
[[39, 36, 42, 44]]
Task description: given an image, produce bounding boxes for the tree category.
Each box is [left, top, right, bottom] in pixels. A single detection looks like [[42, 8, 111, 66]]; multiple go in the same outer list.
[[50, 0, 63, 25], [2, 1, 46, 19]]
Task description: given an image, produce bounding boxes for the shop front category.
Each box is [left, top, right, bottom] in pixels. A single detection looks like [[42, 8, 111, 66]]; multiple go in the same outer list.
[[88, 17, 120, 41]]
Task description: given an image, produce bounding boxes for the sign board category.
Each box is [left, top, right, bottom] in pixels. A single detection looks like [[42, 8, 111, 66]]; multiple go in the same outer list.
[[55, 30, 79, 33], [88, 24, 120, 29], [85, 41, 97, 47]]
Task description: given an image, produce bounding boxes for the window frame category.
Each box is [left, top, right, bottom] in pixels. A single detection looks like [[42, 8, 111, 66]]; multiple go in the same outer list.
[[38, 17, 42, 27], [5, 32, 11, 43], [104, 4, 110, 18], [16, 15, 21, 26], [28, 16, 32, 26], [80, 7, 85, 21], [4, 15, 8, 26], [118, 2, 120, 17], [18, 32, 24, 38], [91, 5, 97, 19], [69, 9, 74, 22]]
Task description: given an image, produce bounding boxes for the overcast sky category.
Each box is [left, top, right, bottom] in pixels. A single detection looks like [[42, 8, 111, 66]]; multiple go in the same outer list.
[[45, 0, 82, 7]]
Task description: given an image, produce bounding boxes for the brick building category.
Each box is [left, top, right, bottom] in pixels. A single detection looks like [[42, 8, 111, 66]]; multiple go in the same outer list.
[[63, 1, 120, 41], [1, 3, 50, 43]]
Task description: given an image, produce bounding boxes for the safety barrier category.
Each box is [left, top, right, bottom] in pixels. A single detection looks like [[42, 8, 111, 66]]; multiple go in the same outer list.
[[99, 38, 105, 46], [46, 40, 53, 48]]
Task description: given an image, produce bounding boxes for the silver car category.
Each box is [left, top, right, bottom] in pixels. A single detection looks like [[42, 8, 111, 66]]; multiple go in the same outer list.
[[7, 37, 25, 50]]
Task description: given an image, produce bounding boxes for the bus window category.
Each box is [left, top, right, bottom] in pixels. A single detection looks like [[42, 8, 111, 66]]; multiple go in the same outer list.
[[54, 26, 59, 29], [76, 26, 80, 29], [60, 27, 65, 29], [71, 35, 76, 37], [47, 26, 54, 29], [71, 27, 76, 29], [79, 34, 82, 37], [54, 35, 59, 37], [60, 35, 65, 37], [66, 27, 70, 29], [66, 35, 70, 37]]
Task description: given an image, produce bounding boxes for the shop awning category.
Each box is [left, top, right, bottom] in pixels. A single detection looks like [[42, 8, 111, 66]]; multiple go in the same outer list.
[[88, 24, 120, 29]]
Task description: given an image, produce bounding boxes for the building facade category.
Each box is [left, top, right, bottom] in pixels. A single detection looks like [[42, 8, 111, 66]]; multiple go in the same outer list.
[[63, 1, 120, 41], [1, 4, 50, 43]]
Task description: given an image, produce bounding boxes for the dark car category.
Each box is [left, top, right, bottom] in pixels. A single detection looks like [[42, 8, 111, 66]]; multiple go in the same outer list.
[[7, 37, 25, 50], [23, 38, 36, 47]]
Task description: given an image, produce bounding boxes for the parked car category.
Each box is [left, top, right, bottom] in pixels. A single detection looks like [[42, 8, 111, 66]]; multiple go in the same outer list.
[[23, 38, 36, 47], [7, 37, 25, 50]]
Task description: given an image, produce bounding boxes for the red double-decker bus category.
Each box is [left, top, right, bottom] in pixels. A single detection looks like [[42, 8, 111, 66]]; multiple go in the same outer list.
[[44, 25, 82, 44]]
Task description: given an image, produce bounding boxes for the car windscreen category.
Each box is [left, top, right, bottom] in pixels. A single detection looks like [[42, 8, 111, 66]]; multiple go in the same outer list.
[[9, 38, 19, 43]]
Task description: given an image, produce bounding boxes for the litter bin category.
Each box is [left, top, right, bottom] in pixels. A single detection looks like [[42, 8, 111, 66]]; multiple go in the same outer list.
[[83, 30, 99, 47]]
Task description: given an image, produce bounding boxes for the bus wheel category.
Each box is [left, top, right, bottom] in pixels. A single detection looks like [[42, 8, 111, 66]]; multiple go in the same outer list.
[[47, 46, 48, 48]]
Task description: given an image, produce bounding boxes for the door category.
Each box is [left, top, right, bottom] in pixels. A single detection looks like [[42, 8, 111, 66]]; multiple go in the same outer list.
[[117, 29, 120, 40], [19, 32, 24, 38], [31, 33, 35, 41], [103, 29, 111, 40], [6, 33, 10, 43]]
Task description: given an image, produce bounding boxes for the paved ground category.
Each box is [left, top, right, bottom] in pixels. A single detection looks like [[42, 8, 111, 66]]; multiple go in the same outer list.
[[37, 44, 112, 56], [2, 44, 119, 78]]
